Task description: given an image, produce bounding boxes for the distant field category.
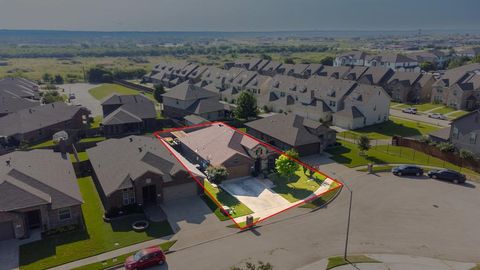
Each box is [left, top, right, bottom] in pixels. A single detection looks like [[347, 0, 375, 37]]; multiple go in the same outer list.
[[88, 83, 156, 102]]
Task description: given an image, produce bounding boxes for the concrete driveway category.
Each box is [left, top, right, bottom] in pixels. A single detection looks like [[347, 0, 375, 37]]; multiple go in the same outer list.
[[60, 83, 102, 116], [0, 229, 41, 270], [221, 177, 291, 219]]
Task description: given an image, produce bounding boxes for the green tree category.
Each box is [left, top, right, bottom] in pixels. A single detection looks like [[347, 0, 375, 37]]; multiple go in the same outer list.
[[284, 58, 295, 64], [472, 55, 480, 64], [87, 67, 112, 83], [420, 61, 436, 72], [357, 135, 370, 155], [459, 149, 475, 160], [275, 149, 300, 178], [234, 91, 257, 119], [320, 56, 334, 66], [448, 56, 470, 69], [42, 73, 53, 83], [42, 91, 64, 104], [153, 84, 165, 103], [206, 166, 229, 184], [53, 74, 64, 84], [437, 142, 455, 152], [260, 53, 272, 61]]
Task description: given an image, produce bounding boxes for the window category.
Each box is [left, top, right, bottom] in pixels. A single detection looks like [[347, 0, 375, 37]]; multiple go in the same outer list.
[[452, 126, 459, 139], [329, 100, 336, 107], [58, 208, 71, 221], [470, 132, 477, 144], [122, 188, 135, 206]]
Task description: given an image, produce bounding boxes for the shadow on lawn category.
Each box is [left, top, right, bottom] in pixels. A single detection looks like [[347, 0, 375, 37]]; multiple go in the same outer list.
[[354, 120, 424, 138], [19, 229, 91, 266], [109, 214, 173, 238]]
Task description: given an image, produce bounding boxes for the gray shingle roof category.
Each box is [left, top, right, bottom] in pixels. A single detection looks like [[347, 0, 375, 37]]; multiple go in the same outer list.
[[0, 150, 82, 211], [101, 94, 156, 125], [245, 113, 331, 147], [163, 81, 217, 101], [0, 92, 39, 115]]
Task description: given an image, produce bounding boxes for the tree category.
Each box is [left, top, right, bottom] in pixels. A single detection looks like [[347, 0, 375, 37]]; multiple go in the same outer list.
[[275, 149, 300, 178], [231, 261, 273, 270], [447, 56, 470, 69], [206, 166, 229, 184], [284, 58, 295, 64], [473, 55, 480, 64], [437, 142, 455, 152], [260, 53, 272, 61], [234, 91, 257, 119], [153, 84, 165, 103], [357, 135, 370, 155], [42, 73, 53, 83], [87, 67, 112, 83], [42, 91, 64, 104], [459, 149, 475, 160], [53, 74, 64, 84], [420, 61, 436, 72], [320, 56, 334, 66]]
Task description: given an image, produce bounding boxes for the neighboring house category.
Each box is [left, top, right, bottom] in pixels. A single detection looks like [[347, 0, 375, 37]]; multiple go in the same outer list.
[[176, 123, 276, 179], [147, 61, 203, 88], [0, 77, 40, 100], [365, 53, 420, 72], [318, 66, 352, 79], [87, 136, 205, 213], [245, 113, 336, 156], [456, 47, 480, 58], [449, 110, 480, 156], [162, 81, 226, 121], [0, 150, 83, 240], [408, 50, 448, 69], [430, 63, 480, 110], [357, 66, 395, 85], [385, 72, 435, 103], [0, 92, 39, 117], [0, 102, 90, 144], [183, 114, 210, 126], [334, 51, 367, 67], [258, 61, 283, 76], [100, 94, 156, 137]]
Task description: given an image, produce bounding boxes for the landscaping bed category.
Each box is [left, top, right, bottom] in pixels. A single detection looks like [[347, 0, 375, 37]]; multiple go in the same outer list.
[[19, 177, 173, 270]]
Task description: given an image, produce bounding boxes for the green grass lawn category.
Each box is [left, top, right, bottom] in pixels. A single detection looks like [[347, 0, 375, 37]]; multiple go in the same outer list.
[[72, 241, 177, 270], [269, 169, 327, 203], [70, 152, 89, 163], [90, 116, 103, 129], [390, 103, 443, 112], [88, 83, 157, 103], [28, 140, 56, 149], [19, 177, 173, 270], [448, 110, 470, 119], [203, 180, 253, 221], [326, 255, 380, 270], [327, 140, 480, 180], [78, 136, 106, 143], [300, 182, 341, 209], [338, 116, 441, 140], [430, 106, 457, 115]]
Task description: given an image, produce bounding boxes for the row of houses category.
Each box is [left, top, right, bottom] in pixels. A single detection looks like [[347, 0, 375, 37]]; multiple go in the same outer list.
[[0, 77, 40, 117]]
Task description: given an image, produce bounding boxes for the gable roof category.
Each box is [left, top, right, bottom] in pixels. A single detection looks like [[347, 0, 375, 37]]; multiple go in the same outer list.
[[162, 81, 217, 101], [101, 94, 156, 124], [245, 113, 332, 147], [0, 150, 82, 211], [87, 136, 203, 196], [335, 106, 365, 119], [0, 92, 40, 115]]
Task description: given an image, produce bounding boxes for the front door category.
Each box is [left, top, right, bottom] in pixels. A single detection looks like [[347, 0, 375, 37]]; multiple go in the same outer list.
[[25, 210, 41, 229], [254, 158, 261, 173], [142, 185, 157, 204]]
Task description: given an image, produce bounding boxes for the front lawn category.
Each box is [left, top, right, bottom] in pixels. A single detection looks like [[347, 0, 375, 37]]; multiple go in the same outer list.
[[90, 115, 103, 129], [391, 103, 443, 112], [430, 106, 457, 115], [327, 140, 480, 179], [326, 255, 380, 269], [78, 136, 106, 143], [70, 152, 89, 163], [72, 241, 177, 270], [300, 182, 341, 209], [203, 180, 253, 221], [28, 140, 56, 150], [19, 177, 173, 270], [338, 116, 441, 140], [269, 168, 327, 203], [448, 110, 470, 119]]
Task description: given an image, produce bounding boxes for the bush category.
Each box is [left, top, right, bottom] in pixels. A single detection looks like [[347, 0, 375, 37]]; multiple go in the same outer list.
[[437, 142, 455, 152], [43, 225, 79, 237], [43, 91, 64, 104], [206, 166, 229, 184], [459, 149, 476, 160]]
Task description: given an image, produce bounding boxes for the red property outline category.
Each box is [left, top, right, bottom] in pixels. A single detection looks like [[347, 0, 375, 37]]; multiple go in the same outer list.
[[153, 121, 343, 230]]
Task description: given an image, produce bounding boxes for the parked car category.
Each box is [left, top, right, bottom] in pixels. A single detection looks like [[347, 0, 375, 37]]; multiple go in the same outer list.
[[69, 93, 76, 100], [125, 246, 166, 270], [428, 113, 447, 120], [402, 107, 417, 114], [427, 169, 466, 184], [391, 165, 424, 176]]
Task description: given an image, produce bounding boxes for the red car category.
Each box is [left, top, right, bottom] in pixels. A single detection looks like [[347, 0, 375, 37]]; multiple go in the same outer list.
[[124, 246, 166, 270]]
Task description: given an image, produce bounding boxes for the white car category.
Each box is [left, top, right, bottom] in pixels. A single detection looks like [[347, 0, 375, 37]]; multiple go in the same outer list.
[[402, 107, 417, 114], [428, 113, 447, 120]]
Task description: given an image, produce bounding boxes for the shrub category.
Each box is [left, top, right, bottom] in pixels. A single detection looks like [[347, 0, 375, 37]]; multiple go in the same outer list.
[[437, 142, 455, 152], [459, 149, 476, 160], [206, 166, 229, 184]]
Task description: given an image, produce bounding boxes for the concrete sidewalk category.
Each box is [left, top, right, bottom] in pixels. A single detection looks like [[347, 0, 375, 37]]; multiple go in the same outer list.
[[297, 254, 477, 270]]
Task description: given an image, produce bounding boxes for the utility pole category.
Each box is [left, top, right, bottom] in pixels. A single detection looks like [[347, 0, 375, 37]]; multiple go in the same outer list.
[[343, 181, 353, 260]]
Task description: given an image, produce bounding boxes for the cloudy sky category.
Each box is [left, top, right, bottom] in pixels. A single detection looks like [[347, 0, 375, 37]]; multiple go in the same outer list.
[[0, 0, 479, 32]]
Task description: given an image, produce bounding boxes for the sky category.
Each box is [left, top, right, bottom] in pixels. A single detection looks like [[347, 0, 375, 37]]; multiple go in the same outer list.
[[0, 0, 479, 32]]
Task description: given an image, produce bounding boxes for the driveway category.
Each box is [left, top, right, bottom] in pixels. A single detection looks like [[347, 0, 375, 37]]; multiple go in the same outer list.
[[0, 229, 41, 270], [60, 83, 102, 116], [221, 177, 291, 216]]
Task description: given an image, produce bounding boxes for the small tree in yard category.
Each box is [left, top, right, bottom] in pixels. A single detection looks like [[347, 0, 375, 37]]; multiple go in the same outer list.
[[459, 149, 475, 161], [231, 261, 273, 270], [42, 91, 64, 104], [153, 84, 165, 103], [234, 91, 258, 120], [275, 149, 300, 178], [357, 135, 370, 155], [206, 166, 229, 184]]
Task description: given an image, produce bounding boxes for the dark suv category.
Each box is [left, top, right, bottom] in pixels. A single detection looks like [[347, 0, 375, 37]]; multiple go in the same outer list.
[[427, 169, 466, 184], [391, 165, 424, 176]]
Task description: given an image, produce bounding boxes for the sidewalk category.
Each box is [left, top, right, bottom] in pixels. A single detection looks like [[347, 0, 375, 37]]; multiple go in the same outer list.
[[297, 254, 477, 270]]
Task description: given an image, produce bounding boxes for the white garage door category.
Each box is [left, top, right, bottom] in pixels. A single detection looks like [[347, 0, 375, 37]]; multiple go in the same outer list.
[[163, 182, 198, 202], [0, 222, 14, 241]]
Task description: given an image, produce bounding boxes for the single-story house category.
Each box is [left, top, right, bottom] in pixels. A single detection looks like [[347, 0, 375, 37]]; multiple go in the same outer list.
[[100, 94, 157, 137], [0, 150, 83, 240], [87, 136, 205, 214], [245, 113, 336, 156]]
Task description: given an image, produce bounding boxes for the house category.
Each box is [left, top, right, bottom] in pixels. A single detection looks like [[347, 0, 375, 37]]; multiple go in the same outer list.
[[0, 77, 40, 100], [183, 114, 210, 126], [334, 51, 367, 67], [147, 61, 202, 88], [449, 110, 480, 156], [365, 53, 420, 72], [100, 94, 156, 137], [87, 136, 205, 213], [258, 61, 283, 76], [318, 66, 352, 79], [385, 72, 435, 103], [176, 123, 276, 179], [0, 102, 90, 145], [0, 150, 83, 240], [357, 67, 395, 85], [162, 81, 226, 121], [430, 63, 480, 110], [408, 50, 448, 69], [245, 113, 336, 156], [0, 92, 39, 117], [456, 47, 480, 58]]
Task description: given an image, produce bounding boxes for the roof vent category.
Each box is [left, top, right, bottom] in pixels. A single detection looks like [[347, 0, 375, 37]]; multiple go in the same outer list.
[[138, 147, 143, 153], [129, 137, 133, 142], [5, 160, 11, 166]]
